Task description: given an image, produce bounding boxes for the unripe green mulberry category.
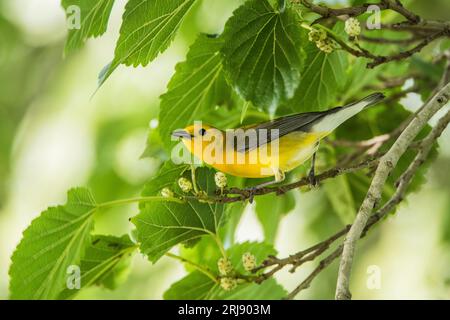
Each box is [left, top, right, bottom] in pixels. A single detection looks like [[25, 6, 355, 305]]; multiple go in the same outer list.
[[217, 257, 233, 275], [220, 277, 237, 291], [214, 172, 227, 189], [316, 38, 334, 54], [308, 28, 327, 42], [160, 187, 174, 198], [178, 177, 192, 193], [345, 17, 361, 37], [242, 252, 257, 271]]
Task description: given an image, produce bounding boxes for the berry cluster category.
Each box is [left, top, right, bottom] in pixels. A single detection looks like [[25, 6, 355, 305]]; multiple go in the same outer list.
[[217, 252, 258, 291], [242, 252, 256, 271], [308, 28, 335, 54], [218, 257, 233, 275], [344, 17, 361, 37]]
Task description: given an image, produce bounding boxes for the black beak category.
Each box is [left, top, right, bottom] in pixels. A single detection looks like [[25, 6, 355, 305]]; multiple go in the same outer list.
[[171, 130, 192, 139]]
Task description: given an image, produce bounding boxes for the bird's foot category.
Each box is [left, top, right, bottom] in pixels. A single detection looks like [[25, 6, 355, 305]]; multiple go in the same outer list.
[[243, 186, 258, 204], [308, 171, 318, 188]]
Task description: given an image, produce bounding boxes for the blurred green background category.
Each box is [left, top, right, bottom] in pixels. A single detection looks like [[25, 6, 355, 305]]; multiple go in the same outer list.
[[1, 0, 450, 299]]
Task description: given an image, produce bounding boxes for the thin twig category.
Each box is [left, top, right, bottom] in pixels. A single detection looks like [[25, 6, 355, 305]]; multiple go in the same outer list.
[[381, 0, 420, 23], [366, 31, 447, 68], [360, 35, 423, 45], [286, 245, 343, 300]]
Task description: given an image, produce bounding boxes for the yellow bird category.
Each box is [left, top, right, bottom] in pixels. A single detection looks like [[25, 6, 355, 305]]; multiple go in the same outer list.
[[172, 93, 385, 190]]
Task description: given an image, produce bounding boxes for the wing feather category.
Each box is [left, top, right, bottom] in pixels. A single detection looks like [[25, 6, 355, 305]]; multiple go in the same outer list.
[[235, 92, 384, 152]]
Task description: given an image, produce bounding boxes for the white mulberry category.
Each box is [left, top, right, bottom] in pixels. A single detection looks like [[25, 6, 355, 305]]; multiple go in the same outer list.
[[242, 252, 257, 271], [308, 28, 327, 42], [220, 277, 237, 291], [217, 257, 233, 275], [345, 17, 361, 37], [178, 177, 193, 193], [160, 187, 174, 198], [214, 172, 227, 189], [316, 38, 335, 54]]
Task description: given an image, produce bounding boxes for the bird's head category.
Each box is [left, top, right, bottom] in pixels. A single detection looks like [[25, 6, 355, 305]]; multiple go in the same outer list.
[[171, 124, 224, 155]]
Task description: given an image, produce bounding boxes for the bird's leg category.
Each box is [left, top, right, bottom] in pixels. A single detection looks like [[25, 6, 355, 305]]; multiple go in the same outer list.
[[308, 151, 318, 187], [190, 164, 200, 194], [245, 169, 285, 203]]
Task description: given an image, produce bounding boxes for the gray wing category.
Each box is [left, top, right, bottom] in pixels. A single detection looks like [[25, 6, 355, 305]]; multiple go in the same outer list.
[[234, 110, 336, 153], [235, 92, 384, 153]]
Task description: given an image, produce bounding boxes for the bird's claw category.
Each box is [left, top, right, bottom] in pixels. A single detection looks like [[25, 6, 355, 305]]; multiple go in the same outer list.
[[308, 171, 318, 188], [244, 187, 258, 203]]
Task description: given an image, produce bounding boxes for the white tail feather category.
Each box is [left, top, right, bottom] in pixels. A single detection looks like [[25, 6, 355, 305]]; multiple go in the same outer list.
[[311, 93, 384, 132]]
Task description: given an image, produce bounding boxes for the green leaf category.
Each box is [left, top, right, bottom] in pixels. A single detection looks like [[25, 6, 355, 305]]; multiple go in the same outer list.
[[323, 175, 356, 224], [140, 161, 189, 198], [159, 34, 232, 148], [286, 26, 348, 112], [211, 278, 286, 299], [164, 241, 287, 299], [255, 193, 295, 243], [61, 0, 115, 55], [342, 56, 380, 101], [240, 101, 251, 123], [59, 235, 137, 299], [221, 0, 304, 111], [180, 237, 221, 273], [99, 0, 195, 85], [410, 56, 444, 101], [132, 166, 226, 262], [219, 202, 247, 245], [141, 124, 167, 160], [164, 271, 215, 299], [9, 188, 96, 299], [165, 271, 285, 299]]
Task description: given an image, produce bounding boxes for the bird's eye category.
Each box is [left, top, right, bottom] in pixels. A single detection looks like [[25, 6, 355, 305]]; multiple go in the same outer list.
[[199, 128, 207, 136]]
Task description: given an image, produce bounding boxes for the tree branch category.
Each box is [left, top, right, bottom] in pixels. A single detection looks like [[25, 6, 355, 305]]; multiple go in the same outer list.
[[295, 0, 389, 18], [335, 82, 450, 300], [213, 157, 380, 203]]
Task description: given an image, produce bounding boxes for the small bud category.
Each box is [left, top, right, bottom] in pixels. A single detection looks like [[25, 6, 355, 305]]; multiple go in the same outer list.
[[217, 257, 233, 275], [242, 252, 257, 271], [308, 28, 327, 42], [316, 38, 334, 54], [345, 17, 361, 37], [178, 177, 193, 193], [214, 172, 227, 189], [160, 187, 174, 198], [196, 190, 209, 203], [220, 277, 237, 291]]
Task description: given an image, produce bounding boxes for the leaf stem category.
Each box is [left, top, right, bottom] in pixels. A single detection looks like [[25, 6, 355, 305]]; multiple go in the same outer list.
[[165, 252, 219, 283], [190, 165, 200, 194], [211, 234, 227, 259]]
